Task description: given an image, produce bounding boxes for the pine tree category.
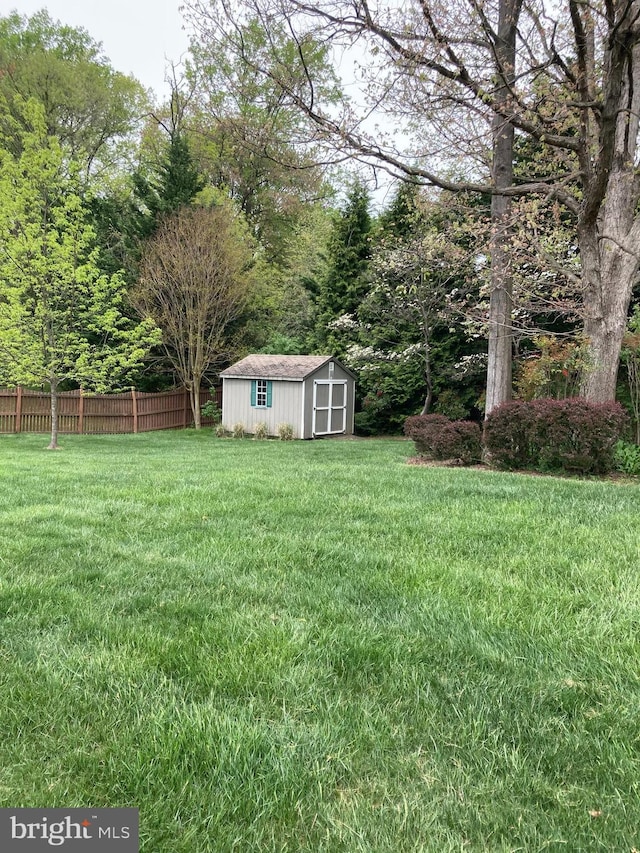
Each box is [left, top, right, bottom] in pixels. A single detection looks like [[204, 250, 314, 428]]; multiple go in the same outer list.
[[131, 130, 205, 242], [316, 180, 371, 354]]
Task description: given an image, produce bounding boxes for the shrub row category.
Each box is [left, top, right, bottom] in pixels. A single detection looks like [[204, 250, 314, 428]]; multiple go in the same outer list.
[[405, 399, 629, 475], [483, 398, 629, 474], [404, 414, 482, 465]]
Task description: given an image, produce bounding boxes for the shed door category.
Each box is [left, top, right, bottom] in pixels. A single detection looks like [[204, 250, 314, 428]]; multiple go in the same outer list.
[[312, 380, 347, 436]]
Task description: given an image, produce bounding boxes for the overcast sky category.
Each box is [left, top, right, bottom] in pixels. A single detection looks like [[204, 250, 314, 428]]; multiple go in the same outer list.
[[10, 1, 191, 100]]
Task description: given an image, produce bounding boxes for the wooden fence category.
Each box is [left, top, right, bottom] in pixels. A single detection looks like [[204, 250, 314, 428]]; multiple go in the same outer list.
[[0, 386, 222, 435]]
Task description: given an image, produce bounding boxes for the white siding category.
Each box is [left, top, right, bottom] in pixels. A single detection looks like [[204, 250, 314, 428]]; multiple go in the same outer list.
[[222, 378, 303, 438], [222, 358, 355, 439]]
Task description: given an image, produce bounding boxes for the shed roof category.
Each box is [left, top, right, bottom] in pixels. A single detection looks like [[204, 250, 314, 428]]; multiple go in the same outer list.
[[220, 354, 351, 381]]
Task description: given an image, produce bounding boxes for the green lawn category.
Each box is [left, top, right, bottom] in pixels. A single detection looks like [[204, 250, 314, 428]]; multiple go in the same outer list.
[[1, 432, 639, 852]]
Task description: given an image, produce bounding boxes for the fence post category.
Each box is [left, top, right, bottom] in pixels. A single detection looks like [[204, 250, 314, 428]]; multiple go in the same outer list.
[[183, 388, 189, 428], [15, 386, 22, 433], [78, 389, 84, 434], [131, 388, 138, 434]]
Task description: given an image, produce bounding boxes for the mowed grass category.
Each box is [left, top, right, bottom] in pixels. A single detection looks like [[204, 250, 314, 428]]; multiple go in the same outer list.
[[0, 432, 639, 852]]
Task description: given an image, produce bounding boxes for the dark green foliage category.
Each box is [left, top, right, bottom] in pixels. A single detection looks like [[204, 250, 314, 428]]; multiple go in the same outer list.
[[375, 180, 421, 238], [316, 180, 371, 350], [354, 357, 428, 435], [433, 388, 469, 419], [258, 333, 307, 355], [484, 398, 630, 474], [404, 414, 483, 465], [90, 192, 140, 281], [92, 136, 202, 277], [157, 133, 205, 211], [131, 131, 205, 241], [613, 440, 640, 476]]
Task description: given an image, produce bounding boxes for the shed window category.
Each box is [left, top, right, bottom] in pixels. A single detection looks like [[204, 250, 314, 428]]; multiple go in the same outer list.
[[251, 379, 272, 408]]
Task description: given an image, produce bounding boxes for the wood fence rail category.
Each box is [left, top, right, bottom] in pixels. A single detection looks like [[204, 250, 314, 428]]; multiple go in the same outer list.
[[0, 387, 222, 435]]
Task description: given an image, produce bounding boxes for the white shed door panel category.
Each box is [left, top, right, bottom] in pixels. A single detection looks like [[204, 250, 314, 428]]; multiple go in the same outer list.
[[313, 380, 347, 436]]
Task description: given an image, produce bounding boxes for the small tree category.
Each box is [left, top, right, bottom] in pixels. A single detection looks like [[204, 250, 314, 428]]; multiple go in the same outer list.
[[343, 190, 481, 430], [132, 203, 256, 428], [0, 100, 160, 449]]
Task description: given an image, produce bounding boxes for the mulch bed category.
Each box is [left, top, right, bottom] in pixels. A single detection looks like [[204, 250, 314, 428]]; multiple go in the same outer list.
[[406, 456, 487, 470], [406, 455, 636, 483]]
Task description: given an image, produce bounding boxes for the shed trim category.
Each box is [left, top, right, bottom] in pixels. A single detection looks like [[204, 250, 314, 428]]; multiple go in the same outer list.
[[222, 374, 304, 383], [220, 354, 356, 382]]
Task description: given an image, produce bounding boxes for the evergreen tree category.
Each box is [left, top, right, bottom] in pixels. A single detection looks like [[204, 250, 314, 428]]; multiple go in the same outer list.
[[91, 129, 205, 284], [316, 180, 371, 354], [131, 130, 205, 241], [376, 181, 421, 240]]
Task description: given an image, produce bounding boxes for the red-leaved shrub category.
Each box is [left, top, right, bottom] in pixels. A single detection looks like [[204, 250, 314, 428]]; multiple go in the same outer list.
[[478, 400, 535, 469], [484, 398, 629, 474], [404, 414, 482, 465]]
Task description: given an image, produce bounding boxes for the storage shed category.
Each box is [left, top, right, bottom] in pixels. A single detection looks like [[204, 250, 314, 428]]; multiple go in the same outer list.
[[219, 354, 356, 439]]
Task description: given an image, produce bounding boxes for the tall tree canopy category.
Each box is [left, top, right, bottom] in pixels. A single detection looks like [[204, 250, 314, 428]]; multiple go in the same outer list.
[[0, 10, 148, 182], [183, 10, 339, 261], [183, 0, 640, 409], [317, 179, 372, 354]]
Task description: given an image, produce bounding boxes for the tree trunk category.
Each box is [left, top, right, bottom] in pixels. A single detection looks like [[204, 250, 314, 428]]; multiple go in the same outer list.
[[577, 21, 640, 401], [47, 377, 60, 450], [485, 210, 513, 415], [579, 170, 640, 402], [580, 230, 637, 402], [420, 385, 433, 415], [484, 0, 521, 417], [419, 311, 433, 415], [190, 383, 202, 430]]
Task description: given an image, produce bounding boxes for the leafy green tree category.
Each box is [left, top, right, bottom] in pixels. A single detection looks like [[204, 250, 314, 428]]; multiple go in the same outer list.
[[0, 100, 160, 449], [184, 11, 338, 262], [0, 10, 148, 183]]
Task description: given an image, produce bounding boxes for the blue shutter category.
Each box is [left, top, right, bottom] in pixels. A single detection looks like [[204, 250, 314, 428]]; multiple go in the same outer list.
[[250, 380, 256, 407], [266, 381, 273, 408]]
